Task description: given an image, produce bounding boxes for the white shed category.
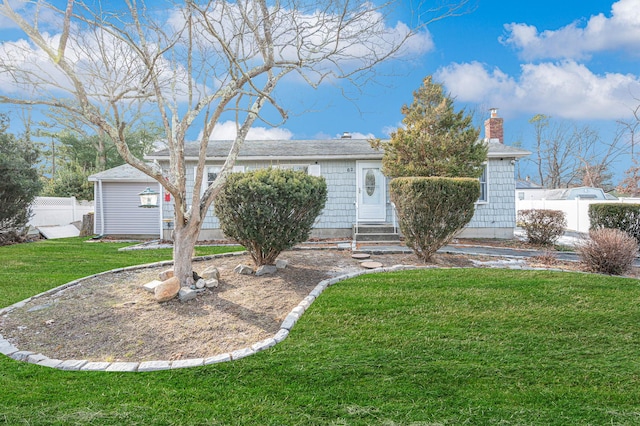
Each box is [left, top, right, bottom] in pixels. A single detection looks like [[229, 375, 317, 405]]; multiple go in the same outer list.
[[88, 164, 163, 238]]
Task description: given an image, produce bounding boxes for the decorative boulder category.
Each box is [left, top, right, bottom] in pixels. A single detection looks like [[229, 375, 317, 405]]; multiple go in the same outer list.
[[205, 279, 219, 288], [154, 277, 180, 302], [201, 266, 220, 280], [275, 259, 288, 270], [178, 287, 198, 302], [159, 268, 174, 281], [195, 278, 206, 289], [234, 264, 254, 275], [256, 265, 277, 276]]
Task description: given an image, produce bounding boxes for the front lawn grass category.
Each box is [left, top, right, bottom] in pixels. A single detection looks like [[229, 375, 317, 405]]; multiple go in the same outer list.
[[1, 238, 640, 425], [0, 237, 243, 307]]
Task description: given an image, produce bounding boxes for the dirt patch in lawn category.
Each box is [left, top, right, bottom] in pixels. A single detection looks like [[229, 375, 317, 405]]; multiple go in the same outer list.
[[0, 247, 636, 363]]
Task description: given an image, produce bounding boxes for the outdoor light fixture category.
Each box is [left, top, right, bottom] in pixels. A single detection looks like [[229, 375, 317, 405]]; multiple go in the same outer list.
[[138, 187, 159, 208]]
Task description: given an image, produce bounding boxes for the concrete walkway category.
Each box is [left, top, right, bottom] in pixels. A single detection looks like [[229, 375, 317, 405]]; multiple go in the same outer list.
[[357, 241, 640, 267]]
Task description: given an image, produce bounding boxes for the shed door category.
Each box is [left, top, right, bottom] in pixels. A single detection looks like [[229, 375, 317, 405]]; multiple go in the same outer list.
[[356, 161, 386, 222]]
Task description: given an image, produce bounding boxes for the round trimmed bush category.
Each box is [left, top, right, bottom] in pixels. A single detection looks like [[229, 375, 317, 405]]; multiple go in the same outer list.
[[214, 168, 327, 266], [390, 176, 479, 262]]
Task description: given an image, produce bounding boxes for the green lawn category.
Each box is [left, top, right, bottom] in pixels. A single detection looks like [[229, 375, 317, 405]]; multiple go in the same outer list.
[[1, 238, 640, 425]]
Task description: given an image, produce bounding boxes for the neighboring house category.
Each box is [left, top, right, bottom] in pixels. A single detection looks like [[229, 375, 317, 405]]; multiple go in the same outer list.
[[517, 185, 617, 201], [90, 110, 530, 240], [88, 164, 163, 238], [516, 179, 545, 201]]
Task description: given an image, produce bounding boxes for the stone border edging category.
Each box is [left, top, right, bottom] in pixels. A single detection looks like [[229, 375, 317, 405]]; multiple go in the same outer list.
[[0, 253, 430, 372]]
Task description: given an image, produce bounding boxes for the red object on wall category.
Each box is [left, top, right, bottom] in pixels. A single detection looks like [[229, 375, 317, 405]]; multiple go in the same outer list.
[[164, 192, 171, 202]]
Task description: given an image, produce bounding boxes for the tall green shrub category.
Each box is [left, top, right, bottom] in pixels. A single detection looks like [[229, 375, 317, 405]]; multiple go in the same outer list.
[[0, 118, 42, 245], [589, 203, 640, 244], [390, 177, 479, 262], [370, 76, 486, 179], [214, 168, 327, 266]]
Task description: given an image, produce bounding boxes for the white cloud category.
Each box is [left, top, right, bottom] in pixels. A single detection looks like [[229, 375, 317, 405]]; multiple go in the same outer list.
[[381, 124, 401, 137], [435, 60, 640, 120], [204, 120, 293, 140], [167, 2, 432, 82], [435, 62, 517, 102], [501, 0, 640, 60]]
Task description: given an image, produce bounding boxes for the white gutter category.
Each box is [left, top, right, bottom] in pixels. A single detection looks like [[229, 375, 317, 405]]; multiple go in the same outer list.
[[144, 154, 384, 162], [157, 182, 163, 238], [98, 179, 105, 235]]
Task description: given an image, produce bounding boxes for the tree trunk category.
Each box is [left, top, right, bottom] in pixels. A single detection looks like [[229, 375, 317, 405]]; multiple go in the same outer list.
[[79, 212, 94, 236], [172, 220, 199, 288]]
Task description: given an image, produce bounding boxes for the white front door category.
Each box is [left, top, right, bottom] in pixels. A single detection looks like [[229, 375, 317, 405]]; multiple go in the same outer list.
[[356, 161, 386, 222]]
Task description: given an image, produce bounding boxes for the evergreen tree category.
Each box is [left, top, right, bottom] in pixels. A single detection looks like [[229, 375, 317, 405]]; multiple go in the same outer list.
[[372, 76, 487, 178], [0, 116, 42, 244]]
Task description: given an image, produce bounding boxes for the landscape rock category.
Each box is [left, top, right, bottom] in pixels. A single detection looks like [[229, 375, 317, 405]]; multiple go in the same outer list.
[[179, 287, 198, 302], [154, 277, 180, 302], [142, 280, 163, 293], [201, 266, 220, 280], [205, 278, 219, 288], [256, 265, 277, 276], [234, 264, 254, 275], [275, 259, 288, 270], [158, 268, 174, 281], [195, 278, 206, 289]]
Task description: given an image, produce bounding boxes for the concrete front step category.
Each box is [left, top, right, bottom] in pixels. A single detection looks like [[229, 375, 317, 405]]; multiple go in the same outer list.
[[354, 233, 401, 242], [353, 224, 397, 234], [353, 223, 400, 243]]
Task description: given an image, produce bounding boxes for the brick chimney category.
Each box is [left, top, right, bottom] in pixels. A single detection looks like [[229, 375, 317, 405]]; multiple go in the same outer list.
[[484, 108, 503, 143]]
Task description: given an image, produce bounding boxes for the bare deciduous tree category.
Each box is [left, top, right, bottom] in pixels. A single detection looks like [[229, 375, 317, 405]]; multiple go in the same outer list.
[[576, 124, 627, 191], [0, 0, 470, 287], [529, 114, 581, 188], [528, 114, 625, 190]]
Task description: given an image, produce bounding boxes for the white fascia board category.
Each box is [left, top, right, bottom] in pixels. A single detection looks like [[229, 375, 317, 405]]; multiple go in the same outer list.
[[487, 150, 531, 159]]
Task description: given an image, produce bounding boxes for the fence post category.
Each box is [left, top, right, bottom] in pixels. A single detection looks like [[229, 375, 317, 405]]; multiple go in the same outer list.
[[71, 196, 77, 222]]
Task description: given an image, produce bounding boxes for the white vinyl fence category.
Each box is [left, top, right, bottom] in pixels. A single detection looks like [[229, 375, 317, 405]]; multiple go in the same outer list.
[[516, 198, 640, 233], [28, 196, 94, 227]]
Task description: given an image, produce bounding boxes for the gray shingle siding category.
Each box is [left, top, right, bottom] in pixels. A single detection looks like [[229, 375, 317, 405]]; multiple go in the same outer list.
[[466, 159, 516, 230], [174, 160, 364, 232], [171, 156, 518, 237], [315, 160, 357, 228], [148, 139, 529, 239]]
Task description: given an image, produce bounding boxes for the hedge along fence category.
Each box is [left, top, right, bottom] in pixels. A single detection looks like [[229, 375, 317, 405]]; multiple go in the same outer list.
[[390, 177, 480, 262], [214, 168, 327, 266], [589, 203, 640, 244]]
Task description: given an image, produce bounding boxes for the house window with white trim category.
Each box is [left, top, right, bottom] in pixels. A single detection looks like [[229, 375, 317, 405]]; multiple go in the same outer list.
[[206, 166, 219, 186], [478, 164, 488, 203], [245, 164, 321, 176], [199, 166, 221, 193], [278, 164, 308, 173]]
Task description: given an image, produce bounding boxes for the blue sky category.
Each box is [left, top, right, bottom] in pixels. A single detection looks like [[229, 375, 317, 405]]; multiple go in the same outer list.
[[273, 0, 640, 183], [0, 0, 638, 184]]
